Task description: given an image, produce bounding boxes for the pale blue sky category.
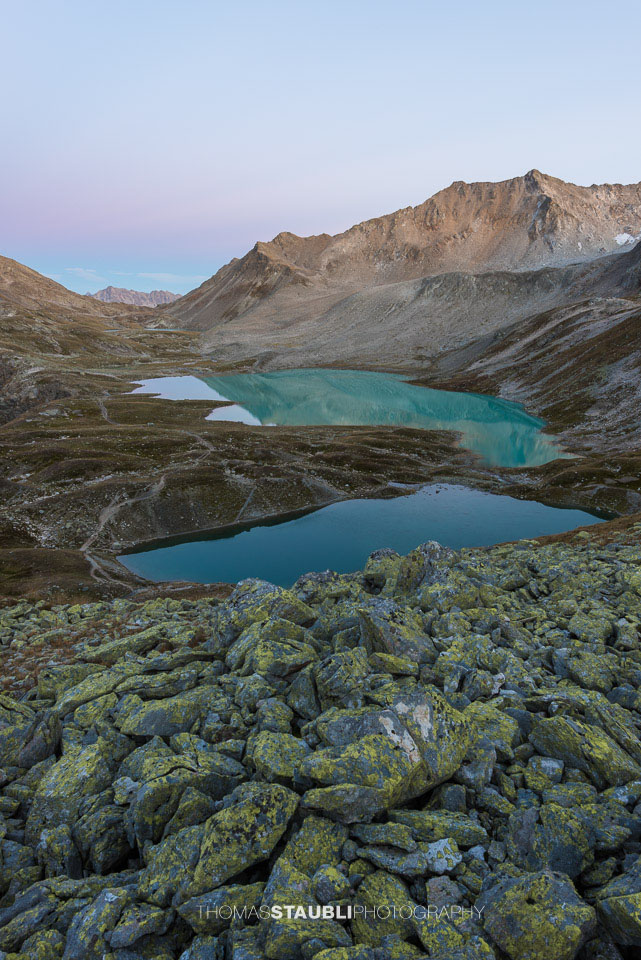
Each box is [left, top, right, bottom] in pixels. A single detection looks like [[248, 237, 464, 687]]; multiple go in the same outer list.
[[1, 0, 640, 293]]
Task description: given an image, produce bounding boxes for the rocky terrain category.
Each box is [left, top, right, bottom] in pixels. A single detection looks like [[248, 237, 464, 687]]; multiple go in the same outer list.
[[2, 533, 641, 958], [91, 288, 180, 308], [187, 241, 641, 372]]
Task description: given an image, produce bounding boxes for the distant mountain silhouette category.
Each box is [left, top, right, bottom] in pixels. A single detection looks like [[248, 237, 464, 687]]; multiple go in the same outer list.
[[90, 286, 180, 307]]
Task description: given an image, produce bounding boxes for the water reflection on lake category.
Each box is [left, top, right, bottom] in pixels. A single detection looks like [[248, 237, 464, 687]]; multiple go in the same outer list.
[[131, 369, 568, 468]]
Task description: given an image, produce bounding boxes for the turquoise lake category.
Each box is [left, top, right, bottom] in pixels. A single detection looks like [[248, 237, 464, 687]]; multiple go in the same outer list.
[[119, 484, 604, 588], [131, 368, 568, 468]]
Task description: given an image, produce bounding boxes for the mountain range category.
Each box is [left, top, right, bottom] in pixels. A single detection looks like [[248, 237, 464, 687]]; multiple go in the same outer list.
[[90, 286, 180, 307], [2, 169, 641, 371]]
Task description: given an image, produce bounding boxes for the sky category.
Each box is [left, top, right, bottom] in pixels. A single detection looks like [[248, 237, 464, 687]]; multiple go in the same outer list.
[[1, 0, 640, 295]]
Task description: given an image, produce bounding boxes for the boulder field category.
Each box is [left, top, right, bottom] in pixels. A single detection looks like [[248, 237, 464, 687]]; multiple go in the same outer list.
[[2, 534, 641, 959]]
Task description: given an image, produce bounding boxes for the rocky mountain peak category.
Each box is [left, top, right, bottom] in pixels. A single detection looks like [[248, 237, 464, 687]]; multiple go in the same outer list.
[[165, 171, 641, 335]]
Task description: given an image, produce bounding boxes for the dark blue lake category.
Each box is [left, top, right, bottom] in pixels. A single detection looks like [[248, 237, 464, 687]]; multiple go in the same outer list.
[[119, 484, 603, 588]]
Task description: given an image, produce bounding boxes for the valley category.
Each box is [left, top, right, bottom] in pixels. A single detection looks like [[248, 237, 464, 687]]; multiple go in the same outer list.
[[0, 171, 640, 604]]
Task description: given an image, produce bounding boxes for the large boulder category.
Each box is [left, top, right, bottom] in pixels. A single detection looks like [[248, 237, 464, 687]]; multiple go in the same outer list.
[[125, 748, 246, 845], [225, 617, 319, 679], [217, 580, 315, 644], [138, 781, 299, 905], [0, 697, 60, 770], [301, 686, 470, 821], [114, 685, 219, 738], [594, 854, 641, 947], [248, 731, 311, 783], [478, 871, 596, 960], [25, 744, 115, 844], [358, 600, 436, 662], [529, 715, 641, 788]]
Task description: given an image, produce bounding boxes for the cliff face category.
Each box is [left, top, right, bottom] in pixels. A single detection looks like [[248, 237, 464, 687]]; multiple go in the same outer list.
[[91, 286, 180, 307], [165, 170, 641, 335]]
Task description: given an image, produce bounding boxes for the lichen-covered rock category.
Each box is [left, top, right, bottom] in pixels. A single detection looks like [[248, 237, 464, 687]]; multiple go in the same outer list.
[[62, 887, 132, 959], [255, 697, 294, 732], [108, 901, 174, 948], [137, 822, 205, 907], [226, 617, 319, 678], [311, 864, 351, 903], [465, 702, 520, 762], [355, 843, 434, 878], [15, 928, 66, 959], [505, 803, 593, 878], [351, 822, 417, 851], [125, 747, 245, 845], [218, 579, 315, 643], [301, 687, 469, 820], [358, 600, 435, 662], [248, 730, 311, 783], [35, 825, 82, 879], [597, 892, 641, 947], [422, 837, 462, 874], [529, 715, 641, 788], [191, 782, 299, 897], [594, 854, 641, 946], [478, 871, 596, 960], [302, 783, 391, 822], [313, 948, 378, 960], [315, 649, 371, 710], [280, 815, 348, 876], [351, 870, 416, 946], [138, 782, 298, 907], [0, 699, 61, 771], [25, 743, 115, 844], [161, 786, 218, 838], [264, 915, 352, 959], [412, 911, 470, 957], [115, 685, 219, 738], [389, 810, 488, 847]]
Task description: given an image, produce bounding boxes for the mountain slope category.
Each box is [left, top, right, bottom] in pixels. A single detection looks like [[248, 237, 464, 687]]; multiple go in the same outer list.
[[430, 240, 641, 456], [0, 256, 125, 316], [91, 286, 180, 307], [173, 240, 641, 371], [165, 170, 641, 336]]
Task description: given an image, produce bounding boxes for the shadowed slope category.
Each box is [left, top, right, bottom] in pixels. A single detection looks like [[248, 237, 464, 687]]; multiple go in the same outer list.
[[180, 240, 641, 371]]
